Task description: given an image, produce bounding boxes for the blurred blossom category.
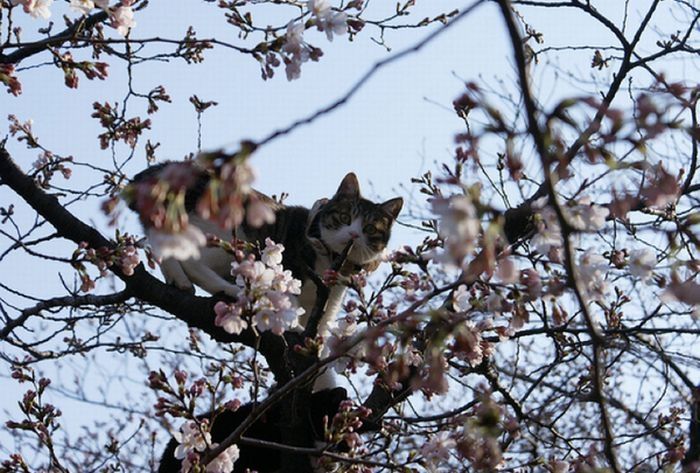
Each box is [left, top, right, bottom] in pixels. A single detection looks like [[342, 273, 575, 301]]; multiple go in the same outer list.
[[11, 0, 53, 19], [420, 431, 456, 470], [246, 198, 275, 228], [283, 21, 310, 81], [628, 248, 656, 282], [111, 5, 136, 36], [549, 459, 570, 473], [663, 276, 700, 319], [576, 251, 608, 301], [431, 195, 480, 265], [452, 284, 471, 312], [69, 0, 94, 14], [566, 197, 609, 231], [308, 0, 348, 41], [531, 197, 563, 256]]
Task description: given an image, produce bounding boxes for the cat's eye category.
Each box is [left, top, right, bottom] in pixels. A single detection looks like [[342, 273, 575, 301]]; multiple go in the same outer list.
[[363, 224, 377, 235], [339, 213, 351, 225]]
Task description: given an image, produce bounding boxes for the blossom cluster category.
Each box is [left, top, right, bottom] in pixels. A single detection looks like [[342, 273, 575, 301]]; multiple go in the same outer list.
[[531, 196, 609, 260], [214, 238, 304, 336], [430, 194, 481, 266], [72, 234, 142, 292], [282, 0, 349, 81], [10, 0, 136, 37], [174, 421, 240, 473]]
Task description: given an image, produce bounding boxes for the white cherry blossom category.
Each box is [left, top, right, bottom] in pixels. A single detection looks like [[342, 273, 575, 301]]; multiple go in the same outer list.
[[172, 421, 212, 460], [566, 197, 609, 231], [420, 431, 456, 470], [11, 0, 53, 19], [69, 0, 94, 14], [111, 5, 136, 36], [262, 238, 284, 267], [431, 195, 480, 265], [577, 251, 609, 301], [206, 444, 240, 473], [628, 248, 656, 282], [214, 240, 305, 336], [452, 284, 472, 312]]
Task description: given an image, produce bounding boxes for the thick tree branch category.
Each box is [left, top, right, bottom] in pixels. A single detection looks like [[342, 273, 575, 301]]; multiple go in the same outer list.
[[0, 11, 109, 65], [0, 289, 132, 340], [0, 145, 303, 380]]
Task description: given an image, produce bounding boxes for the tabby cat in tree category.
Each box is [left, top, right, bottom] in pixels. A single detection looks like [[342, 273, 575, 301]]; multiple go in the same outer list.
[[132, 166, 402, 472], [132, 164, 403, 336]]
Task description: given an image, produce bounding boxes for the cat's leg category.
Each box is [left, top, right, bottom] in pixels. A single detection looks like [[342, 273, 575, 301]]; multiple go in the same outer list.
[[160, 258, 195, 293], [180, 259, 239, 297]]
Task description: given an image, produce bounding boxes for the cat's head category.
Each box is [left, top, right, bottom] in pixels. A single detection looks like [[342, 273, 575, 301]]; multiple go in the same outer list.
[[307, 173, 403, 265]]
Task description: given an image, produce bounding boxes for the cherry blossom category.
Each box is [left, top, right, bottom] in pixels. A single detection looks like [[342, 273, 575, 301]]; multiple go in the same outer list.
[[576, 251, 609, 301], [246, 198, 276, 228], [566, 197, 609, 231], [172, 421, 212, 460], [69, 0, 94, 14], [261, 238, 284, 267], [628, 248, 656, 282], [452, 284, 472, 312], [214, 301, 248, 335], [308, 0, 348, 41], [282, 21, 311, 81], [205, 444, 240, 473], [118, 244, 140, 276], [214, 239, 304, 336], [549, 459, 570, 473], [11, 0, 53, 20], [111, 5, 136, 36], [431, 195, 480, 265], [421, 431, 456, 470]]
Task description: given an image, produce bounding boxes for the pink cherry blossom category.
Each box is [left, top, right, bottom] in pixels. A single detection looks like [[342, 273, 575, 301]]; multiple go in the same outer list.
[[111, 5, 136, 36], [628, 248, 656, 282], [69, 0, 94, 14], [431, 195, 480, 265], [172, 421, 211, 460], [11, 0, 53, 19], [206, 444, 240, 473], [214, 302, 247, 335], [576, 251, 609, 301], [420, 431, 456, 470]]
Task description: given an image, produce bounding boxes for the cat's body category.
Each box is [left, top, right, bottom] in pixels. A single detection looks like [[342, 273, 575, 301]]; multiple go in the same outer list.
[[132, 164, 402, 337], [157, 387, 348, 473], [131, 165, 402, 472]]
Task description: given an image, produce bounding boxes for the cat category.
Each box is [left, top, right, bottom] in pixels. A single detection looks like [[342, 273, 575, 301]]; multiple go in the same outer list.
[[130, 164, 403, 337], [156, 387, 348, 473], [132, 167, 402, 472]]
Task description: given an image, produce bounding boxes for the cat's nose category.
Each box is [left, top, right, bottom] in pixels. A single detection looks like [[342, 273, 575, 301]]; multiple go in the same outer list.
[[349, 231, 359, 239]]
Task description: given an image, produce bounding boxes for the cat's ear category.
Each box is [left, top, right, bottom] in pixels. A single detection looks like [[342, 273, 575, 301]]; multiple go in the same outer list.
[[381, 197, 403, 220], [336, 173, 360, 198]]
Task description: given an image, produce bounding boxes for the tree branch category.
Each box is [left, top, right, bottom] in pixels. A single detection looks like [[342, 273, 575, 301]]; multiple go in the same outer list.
[[0, 11, 109, 65]]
